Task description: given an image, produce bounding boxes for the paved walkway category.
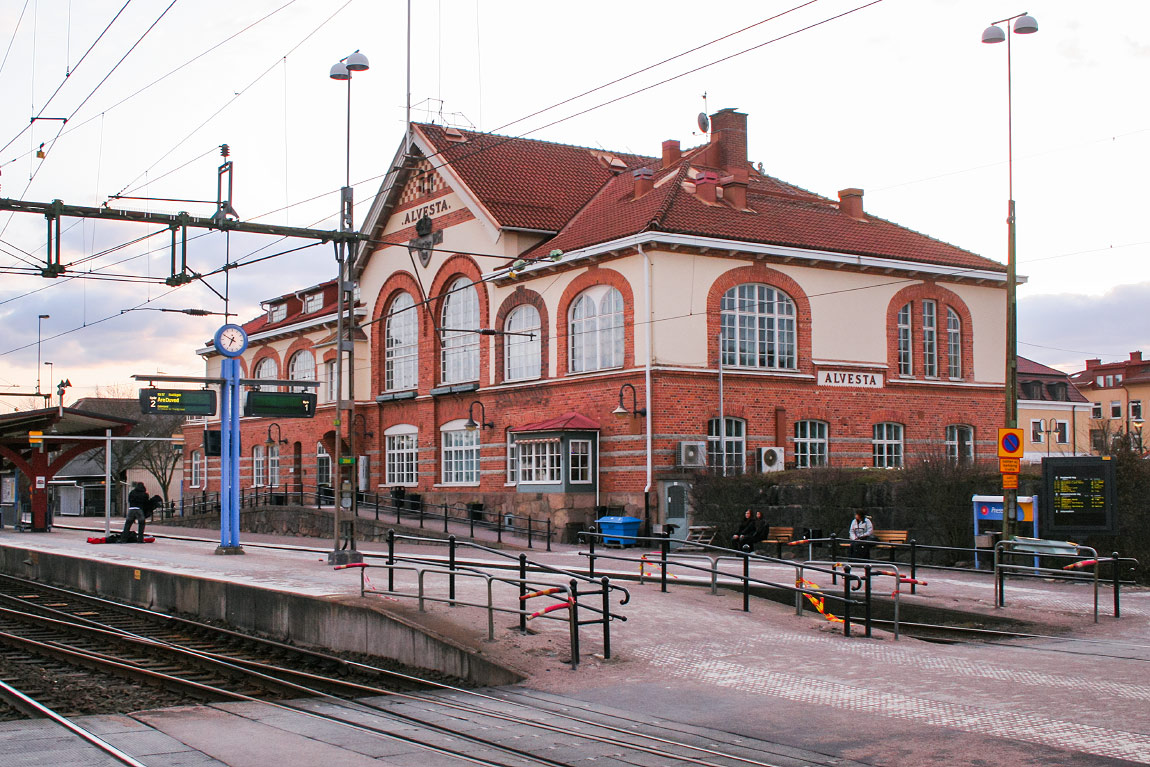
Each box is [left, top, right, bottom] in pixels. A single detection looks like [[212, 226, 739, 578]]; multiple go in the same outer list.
[[3, 521, 1147, 766]]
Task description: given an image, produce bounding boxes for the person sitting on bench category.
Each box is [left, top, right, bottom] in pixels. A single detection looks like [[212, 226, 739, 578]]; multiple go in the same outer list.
[[732, 509, 757, 551], [848, 510, 876, 559]]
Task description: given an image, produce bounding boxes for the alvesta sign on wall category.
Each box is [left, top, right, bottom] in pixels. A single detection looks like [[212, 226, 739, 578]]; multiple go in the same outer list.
[[817, 371, 884, 388], [401, 199, 451, 226]]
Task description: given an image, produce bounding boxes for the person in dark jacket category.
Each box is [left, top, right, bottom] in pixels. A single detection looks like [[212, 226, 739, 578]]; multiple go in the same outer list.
[[752, 510, 771, 551], [731, 509, 757, 551], [122, 482, 151, 542]]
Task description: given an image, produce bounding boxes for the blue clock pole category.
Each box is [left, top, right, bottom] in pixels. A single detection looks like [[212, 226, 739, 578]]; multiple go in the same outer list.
[[212, 323, 248, 555]]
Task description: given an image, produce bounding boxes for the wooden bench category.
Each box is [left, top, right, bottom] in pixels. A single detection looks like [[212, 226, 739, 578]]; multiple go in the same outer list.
[[761, 526, 795, 558], [677, 525, 717, 550], [873, 529, 909, 546]]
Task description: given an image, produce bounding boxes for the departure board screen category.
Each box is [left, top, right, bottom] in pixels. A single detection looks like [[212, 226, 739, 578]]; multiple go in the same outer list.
[[1041, 457, 1115, 535]]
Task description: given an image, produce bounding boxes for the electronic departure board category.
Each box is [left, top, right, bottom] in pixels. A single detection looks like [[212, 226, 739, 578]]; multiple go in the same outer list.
[[243, 391, 317, 418], [1040, 456, 1116, 536], [139, 388, 217, 416]]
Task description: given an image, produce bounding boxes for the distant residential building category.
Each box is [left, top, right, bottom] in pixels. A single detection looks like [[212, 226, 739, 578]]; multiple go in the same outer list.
[[1016, 356, 1091, 463], [1069, 351, 1148, 455]]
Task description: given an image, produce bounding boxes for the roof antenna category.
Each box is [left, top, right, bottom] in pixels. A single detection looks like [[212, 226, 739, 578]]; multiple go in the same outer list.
[[695, 92, 710, 137]]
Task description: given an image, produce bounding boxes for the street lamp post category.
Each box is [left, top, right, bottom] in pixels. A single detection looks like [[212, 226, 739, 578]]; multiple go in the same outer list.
[[43, 362, 53, 404], [982, 12, 1037, 539], [36, 314, 49, 394], [328, 50, 369, 566]]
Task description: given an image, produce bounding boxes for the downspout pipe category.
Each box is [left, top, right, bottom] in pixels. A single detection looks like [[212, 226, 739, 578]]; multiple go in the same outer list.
[[639, 245, 653, 531]]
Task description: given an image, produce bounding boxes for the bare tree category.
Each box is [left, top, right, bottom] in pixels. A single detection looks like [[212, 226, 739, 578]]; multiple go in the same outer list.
[[77, 396, 184, 501]]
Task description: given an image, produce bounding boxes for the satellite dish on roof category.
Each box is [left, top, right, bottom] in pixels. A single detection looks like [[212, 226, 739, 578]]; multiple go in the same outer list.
[[697, 112, 710, 134]]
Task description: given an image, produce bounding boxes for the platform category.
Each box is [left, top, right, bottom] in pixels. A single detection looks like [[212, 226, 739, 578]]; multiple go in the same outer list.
[[0, 521, 1147, 766]]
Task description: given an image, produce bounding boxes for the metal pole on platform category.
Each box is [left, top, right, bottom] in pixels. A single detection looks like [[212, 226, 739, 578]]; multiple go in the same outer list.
[[103, 429, 111, 536]]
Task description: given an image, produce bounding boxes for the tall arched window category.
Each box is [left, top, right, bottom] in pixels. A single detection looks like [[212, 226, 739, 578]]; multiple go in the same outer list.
[[505, 304, 541, 381], [316, 442, 332, 486], [385, 292, 418, 391], [569, 286, 623, 373], [288, 350, 315, 393], [441, 277, 479, 384], [720, 284, 796, 370], [253, 357, 278, 384], [947, 308, 962, 379]]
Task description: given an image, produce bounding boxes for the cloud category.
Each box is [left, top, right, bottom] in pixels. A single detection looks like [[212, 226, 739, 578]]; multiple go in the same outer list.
[[1019, 282, 1150, 371]]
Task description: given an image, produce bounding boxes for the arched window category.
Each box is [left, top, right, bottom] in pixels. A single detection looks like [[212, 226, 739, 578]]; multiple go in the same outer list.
[[569, 286, 623, 373], [253, 357, 278, 384], [873, 423, 904, 468], [288, 350, 315, 393], [505, 304, 541, 381], [252, 445, 265, 487], [947, 308, 962, 379], [267, 445, 281, 487], [707, 417, 746, 475], [793, 420, 828, 468], [440, 419, 479, 485], [385, 424, 418, 486], [720, 284, 796, 370], [441, 278, 479, 384], [316, 442, 332, 486], [385, 292, 418, 391]]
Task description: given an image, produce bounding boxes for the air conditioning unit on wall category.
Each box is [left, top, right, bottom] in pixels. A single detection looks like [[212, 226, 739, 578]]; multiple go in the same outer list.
[[759, 447, 785, 472], [678, 441, 707, 468]]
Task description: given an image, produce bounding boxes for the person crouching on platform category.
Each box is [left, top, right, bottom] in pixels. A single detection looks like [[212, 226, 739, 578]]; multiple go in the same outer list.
[[123, 482, 151, 543]]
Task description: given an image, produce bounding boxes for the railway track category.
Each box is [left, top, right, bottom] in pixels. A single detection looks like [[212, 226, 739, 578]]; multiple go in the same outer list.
[[0, 572, 821, 766]]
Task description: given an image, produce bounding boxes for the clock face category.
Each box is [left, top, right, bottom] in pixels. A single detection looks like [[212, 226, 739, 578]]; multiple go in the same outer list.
[[214, 324, 248, 357]]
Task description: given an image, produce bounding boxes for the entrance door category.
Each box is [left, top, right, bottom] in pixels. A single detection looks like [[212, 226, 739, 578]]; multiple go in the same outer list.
[[663, 482, 690, 540]]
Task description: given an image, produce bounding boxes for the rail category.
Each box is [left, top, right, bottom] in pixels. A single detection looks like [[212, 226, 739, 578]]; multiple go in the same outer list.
[[350, 530, 630, 668], [993, 542, 1139, 622], [579, 530, 878, 637]]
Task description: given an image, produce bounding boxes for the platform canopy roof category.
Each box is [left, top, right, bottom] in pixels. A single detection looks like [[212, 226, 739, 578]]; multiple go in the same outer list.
[[0, 407, 136, 448]]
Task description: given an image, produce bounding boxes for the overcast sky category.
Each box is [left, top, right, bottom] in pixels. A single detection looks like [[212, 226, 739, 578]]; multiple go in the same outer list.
[[1, 0, 1147, 410]]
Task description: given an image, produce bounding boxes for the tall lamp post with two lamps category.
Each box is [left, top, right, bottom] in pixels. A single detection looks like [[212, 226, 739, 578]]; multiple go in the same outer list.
[[327, 49, 370, 566], [982, 11, 1038, 539]]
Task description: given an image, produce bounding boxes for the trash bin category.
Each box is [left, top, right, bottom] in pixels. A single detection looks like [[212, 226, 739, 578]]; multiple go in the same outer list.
[[597, 515, 641, 546]]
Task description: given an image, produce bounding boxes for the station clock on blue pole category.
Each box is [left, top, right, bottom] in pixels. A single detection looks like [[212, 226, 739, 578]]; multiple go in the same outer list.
[[213, 323, 249, 357]]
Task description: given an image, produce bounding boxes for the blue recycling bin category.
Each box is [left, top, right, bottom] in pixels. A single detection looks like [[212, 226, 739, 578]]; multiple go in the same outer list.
[[597, 515, 641, 546]]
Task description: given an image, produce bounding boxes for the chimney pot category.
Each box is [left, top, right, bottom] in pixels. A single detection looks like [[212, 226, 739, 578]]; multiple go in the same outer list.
[[838, 188, 865, 220], [1131, 351, 1143, 363], [696, 171, 719, 204], [1086, 358, 1101, 369], [633, 167, 654, 199], [723, 168, 749, 209], [661, 139, 681, 168]]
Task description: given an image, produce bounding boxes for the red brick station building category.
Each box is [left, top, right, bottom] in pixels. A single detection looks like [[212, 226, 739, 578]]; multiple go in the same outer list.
[[181, 109, 1008, 537]]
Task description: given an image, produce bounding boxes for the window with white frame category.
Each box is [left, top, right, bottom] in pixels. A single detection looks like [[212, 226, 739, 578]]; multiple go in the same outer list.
[[1132, 400, 1143, 420], [518, 440, 562, 484], [793, 420, 828, 468], [946, 307, 962, 379], [720, 283, 797, 370], [872, 422, 903, 468], [922, 300, 937, 377], [323, 360, 336, 403], [1096, 375, 1105, 387], [707, 417, 746, 474], [897, 302, 913, 376], [314, 442, 332, 486], [505, 431, 518, 485], [1106, 375, 1115, 387], [267, 445, 280, 487], [569, 285, 624, 373], [288, 350, 315, 393], [1030, 420, 1044, 443], [441, 422, 479, 485], [191, 451, 203, 488], [1116, 373, 1124, 384], [441, 278, 480, 384], [303, 293, 323, 314], [385, 292, 418, 391], [1111, 400, 1122, 419], [1092, 402, 1102, 419], [505, 304, 541, 381], [253, 357, 278, 385], [570, 439, 592, 483], [385, 425, 418, 486], [252, 445, 265, 486], [267, 303, 286, 323], [946, 424, 974, 464], [1054, 421, 1069, 444]]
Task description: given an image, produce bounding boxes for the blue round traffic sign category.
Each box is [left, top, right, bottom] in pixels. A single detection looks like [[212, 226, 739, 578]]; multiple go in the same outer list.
[[1002, 433, 1020, 453]]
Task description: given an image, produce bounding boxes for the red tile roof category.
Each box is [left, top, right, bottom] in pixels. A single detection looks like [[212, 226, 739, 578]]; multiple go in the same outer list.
[[416, 121, 1002, 273], [513, 412, 601, 432]]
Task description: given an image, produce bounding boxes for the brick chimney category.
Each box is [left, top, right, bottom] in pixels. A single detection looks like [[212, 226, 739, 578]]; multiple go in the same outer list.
[[838, 188, 865, 220], [695, 171, 719, 203], [1085, 358, 1101, 369], [633, 167, 654, 199], [1131, 351, 1143, 363], [662, 139, 681, 168], [709, 108, 748, 171], [722, 168, 749, 209]]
